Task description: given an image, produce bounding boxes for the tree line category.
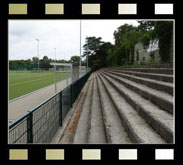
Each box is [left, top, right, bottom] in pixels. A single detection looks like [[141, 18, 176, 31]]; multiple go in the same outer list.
[[9, 55, 82, 70], [82, 21, 173, 71]]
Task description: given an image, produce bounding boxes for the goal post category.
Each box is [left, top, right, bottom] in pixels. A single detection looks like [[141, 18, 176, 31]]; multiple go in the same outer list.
[[50, 62, 87, 93], [50, 63, 73, 93]]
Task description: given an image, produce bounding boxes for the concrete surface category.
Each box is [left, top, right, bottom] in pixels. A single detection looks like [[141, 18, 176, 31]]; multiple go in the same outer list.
[[8, 78, 71, 123], [53, 65, 174, 144]]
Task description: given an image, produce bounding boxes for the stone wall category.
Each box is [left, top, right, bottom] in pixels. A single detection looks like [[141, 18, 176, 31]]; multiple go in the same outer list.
[[134, 42, 161, 64]]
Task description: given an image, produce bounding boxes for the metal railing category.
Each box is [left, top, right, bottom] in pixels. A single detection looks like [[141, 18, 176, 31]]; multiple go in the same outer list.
[[9, 71, 91, 144]]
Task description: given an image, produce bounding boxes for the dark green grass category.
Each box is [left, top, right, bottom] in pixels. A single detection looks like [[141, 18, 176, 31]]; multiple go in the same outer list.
[[9, 70, 69, 100]]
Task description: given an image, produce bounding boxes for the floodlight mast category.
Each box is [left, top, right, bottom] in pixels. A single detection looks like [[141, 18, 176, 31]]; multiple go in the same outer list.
[[54, 48, 56, 62], [36, 39, 40, 71]]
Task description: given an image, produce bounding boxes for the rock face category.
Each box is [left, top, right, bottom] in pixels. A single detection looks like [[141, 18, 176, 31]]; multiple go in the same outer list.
[[56, 65, 174, 144]]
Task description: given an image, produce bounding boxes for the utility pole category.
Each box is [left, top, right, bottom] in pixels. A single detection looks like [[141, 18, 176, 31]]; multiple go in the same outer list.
[[36, 39, 39, 71]]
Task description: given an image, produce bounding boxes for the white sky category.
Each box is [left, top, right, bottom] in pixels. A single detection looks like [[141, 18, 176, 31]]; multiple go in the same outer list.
[[9, 20, 139, 61]]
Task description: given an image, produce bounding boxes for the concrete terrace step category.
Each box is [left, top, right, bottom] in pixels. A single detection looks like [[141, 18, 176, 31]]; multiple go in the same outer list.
[[73, 74, 94, 144], [52, 76, 91, 144], [96, 73, 131, 144], [110, 64, 173, 69], [98, 73, 167, 144], [99, 71, 173, 143], [101, 71, 173, 114], [113, 68, 173, 75], [59, 73, 93, 144], [88, 74, 107, 143], [105, 70, 173, 95], [106, 69, 173, 83], [55, 66, 174, 144]]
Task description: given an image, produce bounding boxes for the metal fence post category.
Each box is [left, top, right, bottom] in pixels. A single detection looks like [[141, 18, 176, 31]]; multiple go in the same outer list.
[[27, 111, 33, 143], [59, 92, 62, 126], [70, 84, 73, 108]]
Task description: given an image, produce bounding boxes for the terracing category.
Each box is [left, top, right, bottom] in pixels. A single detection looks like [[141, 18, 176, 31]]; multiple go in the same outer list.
[[53, 64, 174, 144]]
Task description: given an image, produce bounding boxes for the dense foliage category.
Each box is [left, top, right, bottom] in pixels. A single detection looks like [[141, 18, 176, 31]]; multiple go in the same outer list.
[[82, 37, 113, 70], [83, 21, 173, 70], [154, 21, 173, 63]]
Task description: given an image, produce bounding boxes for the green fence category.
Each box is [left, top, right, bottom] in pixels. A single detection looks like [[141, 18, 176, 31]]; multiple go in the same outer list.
[[9, 71, 91, 144]]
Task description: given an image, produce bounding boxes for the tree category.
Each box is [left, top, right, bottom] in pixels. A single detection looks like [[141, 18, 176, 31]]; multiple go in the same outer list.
[[32, 57, 39, 68], [113, 24, 136, 47], [42, 56, 51, 70], [83, 37, 104, 57], [154, 21, 173, 63], [83, 36, 113, 70], [70, 56, 81, 65], [25, 59, 32, 70], [93, 42, 113, 69], [112, 24, 140, 65], [138, 21, 155, 34]]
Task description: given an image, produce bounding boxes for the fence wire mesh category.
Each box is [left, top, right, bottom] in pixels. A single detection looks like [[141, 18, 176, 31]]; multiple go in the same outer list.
[[32, 94, 60, 143], [9, 116, 28, 144], [62, 86, 72, 121], [9, 71, 91, 144]]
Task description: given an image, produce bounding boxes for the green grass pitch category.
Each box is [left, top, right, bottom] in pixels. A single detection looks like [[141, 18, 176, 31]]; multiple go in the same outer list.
[[9, 70, 69, 100]]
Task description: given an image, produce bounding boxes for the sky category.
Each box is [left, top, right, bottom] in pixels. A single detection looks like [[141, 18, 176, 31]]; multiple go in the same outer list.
[[9, 20, 139, 61]]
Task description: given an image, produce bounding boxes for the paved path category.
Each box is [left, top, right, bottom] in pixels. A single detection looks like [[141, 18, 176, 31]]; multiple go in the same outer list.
[[8, 78, 71, 123]]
